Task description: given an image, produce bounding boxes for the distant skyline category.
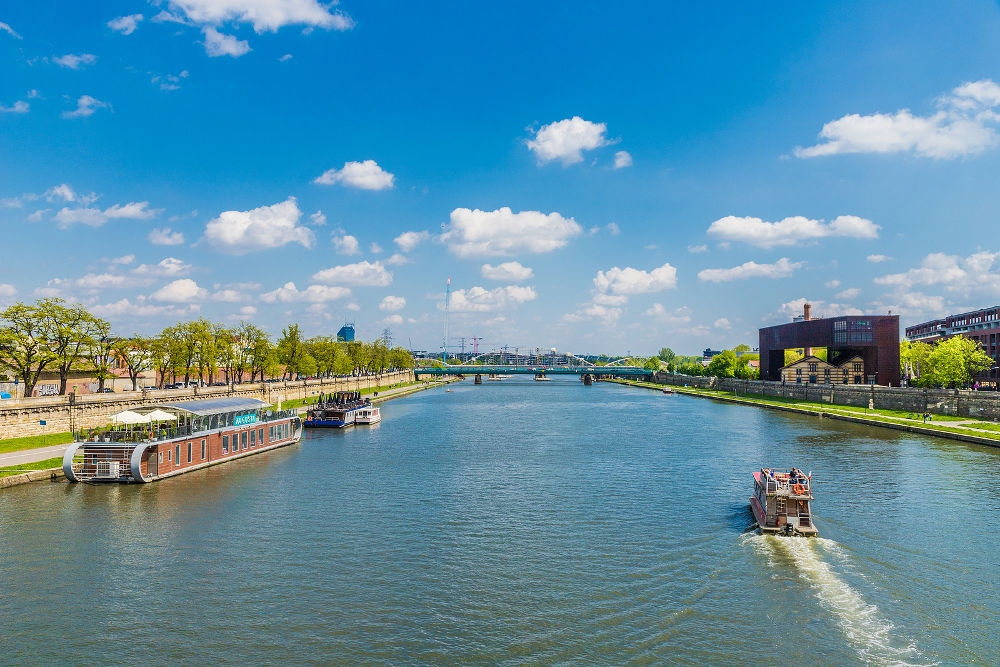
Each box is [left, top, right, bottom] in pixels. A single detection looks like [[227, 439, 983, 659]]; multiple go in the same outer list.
[[3, 1, 1000, 354]]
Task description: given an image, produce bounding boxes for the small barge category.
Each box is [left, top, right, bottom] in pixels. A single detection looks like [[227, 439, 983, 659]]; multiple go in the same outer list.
[[750, 467, 818, 536], [304, 391, 371, 428], [63, 397, 302, 483]]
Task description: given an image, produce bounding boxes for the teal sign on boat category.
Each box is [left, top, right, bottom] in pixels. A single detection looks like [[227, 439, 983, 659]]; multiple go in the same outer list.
[[233, 414, 257, 426]]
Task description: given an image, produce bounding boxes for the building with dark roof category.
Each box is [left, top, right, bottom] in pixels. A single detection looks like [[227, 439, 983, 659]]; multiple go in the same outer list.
[[759, 303, 900, 386]]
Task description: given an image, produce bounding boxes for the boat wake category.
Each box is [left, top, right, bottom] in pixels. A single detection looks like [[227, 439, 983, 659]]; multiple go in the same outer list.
[[744, 534, 934, 666]]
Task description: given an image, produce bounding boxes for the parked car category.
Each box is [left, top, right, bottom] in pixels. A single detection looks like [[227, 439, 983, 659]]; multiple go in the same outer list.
[[98, 388, 114, 393]]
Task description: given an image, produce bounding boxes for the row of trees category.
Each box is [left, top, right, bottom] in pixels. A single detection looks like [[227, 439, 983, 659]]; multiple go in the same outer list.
[[0, 298, 414, 397], [900, 337, 993, 388], [658, 345, 760, 379]]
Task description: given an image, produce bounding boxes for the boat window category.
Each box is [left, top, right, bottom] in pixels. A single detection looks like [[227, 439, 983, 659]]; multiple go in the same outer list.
[[187, 442, 192, 463], [167, 450, 171, 461], [201, 439, 206, 460], [175, 444, 181, 464], [258, 428, 264, 444], [158, 452, 163, 464], [269, 426, 274, 441], [250, 430, 256, 447], [210, 415, 218, 430], [241, 431, 248, 449], [222, 435, 229, 454]]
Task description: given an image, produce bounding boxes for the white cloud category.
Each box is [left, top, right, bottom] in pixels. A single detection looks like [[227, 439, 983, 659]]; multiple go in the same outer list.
[[867, 254, 892, 263], [370, 242, 383, 253], [108, 14, 143, 35], [260, 282, 351, 303], [91, 297, 196, 318], [204, 197, 314, 254], [309, 210, 326, 226], [45, 184, 96, 204], [385, 253, 410, 266], [26, 209, 48, 222], [311, 260, 392, 286], [149, 227, 185, 245], [202, 26, 250, 57], [613, 150, 633, 168], [279, 53, 293, 62], [526, 116, 609, 165], [481, 261, 533, 282], [714, 317, 731, 330], [75, 273, 129, 289], [133, 257, 192, 277], [0, 101, 28, 113], [687, 244, 708, 254], [706, 215, 879, 248], [379, 296, 406, 311], [447, 285, 537, 312], [795, 79, 1000, 159], [562, 303, 622, 324], [346, 302, 360, 311], [53, 201, 157, 228], [383, 314, 403, 325], [442, 207, 582, 257], [606, 222, 621, 235], [110, 254, 135, 265], [594, 262, 678, 295], [0, 22, 22, 39], [836, 287, 861, 299], [211, 289, 246, 302], [332, 234, 360, 255], [593, 293, 627, 306], [63, 95, 109, 119], [0, 284, 16, 298], [393, 230, 429, 252], [644, 303, 692, 325], [166, 0, 354, 32], [313, 160, 395, 190], [777, 298, 862, 319], [698, 257, 802, 283], [874, 251, 1000, 296], [52, 53, 98, 69], [239, 305, 257, 315], [151, 278, 207, 302], [825, 279, 841, 288]]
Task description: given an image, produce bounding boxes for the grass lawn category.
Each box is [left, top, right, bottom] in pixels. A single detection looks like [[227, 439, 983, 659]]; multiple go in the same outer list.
[[0, 456, 64, 478], [0, 432, 74, 455]]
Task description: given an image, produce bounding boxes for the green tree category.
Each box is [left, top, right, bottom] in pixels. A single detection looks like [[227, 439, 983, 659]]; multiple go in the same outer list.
[[277, 323, 306, 379], [89, 319, 119, 392], [48, 298, 107, 394], [900, 340, 933, 385], [732, 343, 752, 355], [923, 336, 993, 388], [657, 347, 676, 367], [706, 350, 738, 378], [0, 300, 57, 397], [114, 335, 151, 391]]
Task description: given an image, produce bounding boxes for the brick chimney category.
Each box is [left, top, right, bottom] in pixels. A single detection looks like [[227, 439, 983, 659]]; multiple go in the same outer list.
[[803, 303, 813, 357]]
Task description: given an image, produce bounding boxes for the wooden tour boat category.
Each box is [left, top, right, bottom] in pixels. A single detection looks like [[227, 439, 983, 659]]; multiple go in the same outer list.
[[749, 467, 818, 536], [63, 397, 302, 484]]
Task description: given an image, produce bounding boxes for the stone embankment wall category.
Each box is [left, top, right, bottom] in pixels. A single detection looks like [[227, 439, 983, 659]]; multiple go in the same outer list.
[[0, 371, 414, 440], [652, 372, 1000, 421]]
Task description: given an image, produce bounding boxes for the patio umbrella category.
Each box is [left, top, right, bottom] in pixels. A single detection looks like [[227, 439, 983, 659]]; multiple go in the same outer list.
[[145, 409, 177, 421], [111, 410, 151, 425]]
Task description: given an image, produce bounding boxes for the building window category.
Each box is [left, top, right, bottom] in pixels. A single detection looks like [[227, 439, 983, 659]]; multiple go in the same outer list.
[[853, 362, 862, 373], [809, 362, 818, 372], [222, 435, 229, 454], [796, 377, 802, 383], [201, 439, 206, 460], [809, 375, 818, 383], [187, 442, 192, 463], [796, 368, 802, 376], [854, 375, 862, 384], [824, 368, 830, 377]]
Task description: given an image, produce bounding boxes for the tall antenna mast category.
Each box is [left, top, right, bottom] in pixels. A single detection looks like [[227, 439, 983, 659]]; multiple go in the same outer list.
[[443, 277, 451, 364]]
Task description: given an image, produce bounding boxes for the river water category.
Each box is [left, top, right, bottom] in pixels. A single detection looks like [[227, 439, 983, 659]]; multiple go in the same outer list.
[[1, 379, 998, 665]]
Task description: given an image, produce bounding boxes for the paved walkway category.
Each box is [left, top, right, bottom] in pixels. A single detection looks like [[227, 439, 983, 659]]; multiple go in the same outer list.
[[0, 443, 70, 469]]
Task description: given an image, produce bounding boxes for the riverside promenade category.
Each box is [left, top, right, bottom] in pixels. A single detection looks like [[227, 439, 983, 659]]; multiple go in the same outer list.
[[0, 374, 459, 489]]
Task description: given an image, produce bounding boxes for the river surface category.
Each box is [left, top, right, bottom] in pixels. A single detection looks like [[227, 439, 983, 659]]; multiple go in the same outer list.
[[1, 379, 998, 665]]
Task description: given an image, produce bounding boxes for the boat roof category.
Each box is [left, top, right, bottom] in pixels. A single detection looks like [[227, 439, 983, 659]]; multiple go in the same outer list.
[[154, 397, 270, 417]]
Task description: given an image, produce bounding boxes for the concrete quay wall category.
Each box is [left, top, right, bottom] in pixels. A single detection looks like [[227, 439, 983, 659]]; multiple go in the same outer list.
[[0, 371, 414, 440], [652, 372, 1000, 421]]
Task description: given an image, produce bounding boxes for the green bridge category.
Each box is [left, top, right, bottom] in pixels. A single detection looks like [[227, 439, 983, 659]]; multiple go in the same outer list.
[[414, 365, 655, 378]]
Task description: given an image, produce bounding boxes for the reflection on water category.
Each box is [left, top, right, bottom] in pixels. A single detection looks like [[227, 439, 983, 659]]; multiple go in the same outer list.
[[0, 380, 997, 664]]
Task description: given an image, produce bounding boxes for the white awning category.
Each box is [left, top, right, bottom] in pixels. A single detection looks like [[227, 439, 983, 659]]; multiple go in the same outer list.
[[111, 410, 151, 425], [145, 409, 178, 421]]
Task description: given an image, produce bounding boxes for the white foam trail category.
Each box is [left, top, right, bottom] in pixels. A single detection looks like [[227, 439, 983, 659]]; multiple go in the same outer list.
[[750, 535, 933, 666]]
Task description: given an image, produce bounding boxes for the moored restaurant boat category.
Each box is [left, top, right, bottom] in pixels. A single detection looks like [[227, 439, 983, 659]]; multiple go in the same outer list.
[[304, 391, 371, 428], [63, 397, 302, 484], [749, 467, 818, 536], [355, 405, 381, 424]]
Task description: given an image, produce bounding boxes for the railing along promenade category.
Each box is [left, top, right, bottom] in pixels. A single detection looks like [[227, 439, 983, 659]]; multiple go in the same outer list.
[[0, 371, 415, 440]]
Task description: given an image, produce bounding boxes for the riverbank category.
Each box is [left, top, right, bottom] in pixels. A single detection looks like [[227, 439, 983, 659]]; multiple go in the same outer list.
[[289, 376, 462, 414], [608, 378, 1000, 448]]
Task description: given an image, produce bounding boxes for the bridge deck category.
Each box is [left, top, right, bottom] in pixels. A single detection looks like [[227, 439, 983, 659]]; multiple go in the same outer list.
[[414, 366, 653, 377]]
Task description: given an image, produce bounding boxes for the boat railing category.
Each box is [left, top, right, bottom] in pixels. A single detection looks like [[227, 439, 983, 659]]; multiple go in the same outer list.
[[76, 409, 297, 444], [761, 469, 811, 495]]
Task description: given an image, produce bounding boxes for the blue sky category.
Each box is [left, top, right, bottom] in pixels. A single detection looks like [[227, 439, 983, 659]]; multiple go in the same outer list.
[[3, 1, 1000, 355]]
